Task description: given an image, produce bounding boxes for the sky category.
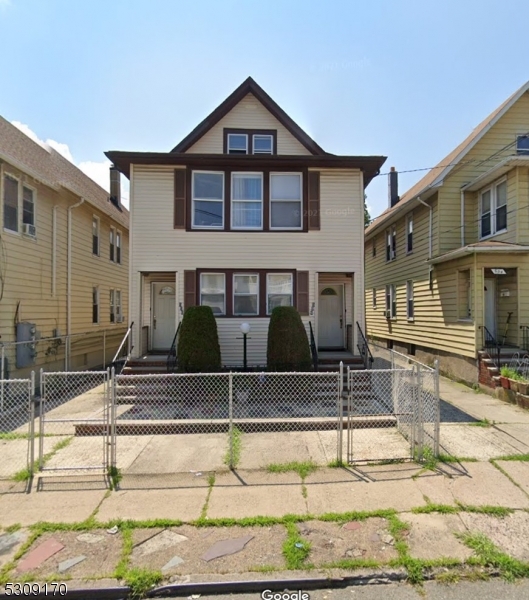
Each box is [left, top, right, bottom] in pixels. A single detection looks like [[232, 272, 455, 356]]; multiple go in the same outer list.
[[1, 0, 529, 215]]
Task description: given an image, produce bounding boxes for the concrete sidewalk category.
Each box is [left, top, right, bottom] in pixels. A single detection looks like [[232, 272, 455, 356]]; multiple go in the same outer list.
[[1, 376, 529, 593]]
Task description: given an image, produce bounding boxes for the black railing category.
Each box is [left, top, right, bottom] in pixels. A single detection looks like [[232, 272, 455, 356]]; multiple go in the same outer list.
[[480, 325, 501, 368], [308, 321, 318, 371], [356, 321, 374, 369], [521, 326, 529, 353], [167, 322, 181, 373]]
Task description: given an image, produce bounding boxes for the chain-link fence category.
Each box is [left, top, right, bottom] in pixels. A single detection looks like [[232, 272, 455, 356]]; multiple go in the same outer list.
[[345, 361, 439, 464], [38, 370, 111, 474], [0, 376, 35, 482]]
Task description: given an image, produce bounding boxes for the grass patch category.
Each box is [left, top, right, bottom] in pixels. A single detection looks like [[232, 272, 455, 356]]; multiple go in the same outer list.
[[301, 484, 307, 499], [468, 418, 493, 427], [224, 426, 242, 468], [282, 522, 311, 570], [493, 453, 529, 461], [412, 504, 459, 514], [438, 454, 478, 463], [456, 503, 513, 517], [267, 460, 318, 479], [123, 567, 163, 599], [321, 558, 382, 570], [11, 467, 34, 482], [327, 459, 347, 468], [4, 524, 22, 534], [319, 508, 396, 523], [107, 466, 122, 491], [0, 432, 31, 440], [200, 473, 216, 520], [458, 532, 529, 581]]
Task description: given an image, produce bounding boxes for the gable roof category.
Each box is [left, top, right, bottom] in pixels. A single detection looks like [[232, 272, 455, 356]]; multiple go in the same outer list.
[[365, 80, 529, 236], [171, 76, 327, 155], [0, 116, 129, 229]]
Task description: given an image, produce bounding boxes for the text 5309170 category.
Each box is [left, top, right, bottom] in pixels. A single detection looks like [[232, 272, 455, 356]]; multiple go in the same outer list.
[[4, 582, 68, 596]]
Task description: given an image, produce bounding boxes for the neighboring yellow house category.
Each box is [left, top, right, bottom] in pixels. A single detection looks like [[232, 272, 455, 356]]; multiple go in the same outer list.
[[365, 81, 529, 387], [0, 117, 130, 379]]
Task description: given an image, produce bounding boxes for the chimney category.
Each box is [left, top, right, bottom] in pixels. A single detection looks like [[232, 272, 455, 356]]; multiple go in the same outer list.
[[109, 166, 121, 209], [388, 166, 399, 208]]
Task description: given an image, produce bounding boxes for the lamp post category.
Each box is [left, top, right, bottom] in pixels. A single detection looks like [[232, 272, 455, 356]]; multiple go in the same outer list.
[[240, 322, 251, 371]]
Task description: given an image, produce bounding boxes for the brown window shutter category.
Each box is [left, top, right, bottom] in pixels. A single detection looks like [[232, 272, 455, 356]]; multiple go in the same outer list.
[[174, 169, 186, 229], [297, 271, 309, 315], [184, 270, 196, 311], [308, 171, 320, 230]]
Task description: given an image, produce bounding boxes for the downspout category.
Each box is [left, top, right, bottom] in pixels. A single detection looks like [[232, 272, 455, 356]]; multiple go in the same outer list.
[[52, 206, 59, 297], [67, 198, 85, 369], [460, 189, 465, 247]]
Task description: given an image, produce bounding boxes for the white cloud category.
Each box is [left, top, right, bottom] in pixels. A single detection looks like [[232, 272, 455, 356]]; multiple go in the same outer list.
[[0, 0, 12, 10], [11, 120, 129, 208]]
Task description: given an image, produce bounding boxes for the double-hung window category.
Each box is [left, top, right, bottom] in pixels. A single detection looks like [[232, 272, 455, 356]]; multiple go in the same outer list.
[[373, 288, 377, 309], [386, 226, 396, 261], [116, 231, 122, 264], [516, 135, 529, 155], [22, 186, 35, 228], [192, 171, 224, 229], [3, 175, 19, 232], [227, 134, 248, 154], [267, 273, 293, 314], [92, 287, 99, 324], [233, 274, 259, 315], [110, 289, 115, 322], [253, 135, 273, 154], [110, 228, 115, 261], [480, 179, 507, 238], [92, 217, 100, 255], [406, 214, 413, 253], [406, 280, 414, 321], [200, 273, 226, 315], [385, 284, 396, 319], [270, 173, 302, 229], [115, 290, 122, 322], [231, 173, 263, 229]]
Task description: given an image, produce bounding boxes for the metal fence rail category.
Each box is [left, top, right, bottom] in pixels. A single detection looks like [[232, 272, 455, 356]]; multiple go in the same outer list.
[[38, 370, 110, 473], [0, 375, 35, 481]]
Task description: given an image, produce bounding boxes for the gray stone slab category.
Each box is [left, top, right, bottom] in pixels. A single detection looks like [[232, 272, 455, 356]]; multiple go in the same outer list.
[[440, 424, 524, 459], [450, 461, 529, 508], [402, 512, 473, 560], [496, 460, 529, 494], [76, 533, 104, 544], [424, 578, 529, 600], [201, 535, 253, 561], [161, 555, 184, 572], [58, 555, 86, 573], [133, 530, 188, 558]]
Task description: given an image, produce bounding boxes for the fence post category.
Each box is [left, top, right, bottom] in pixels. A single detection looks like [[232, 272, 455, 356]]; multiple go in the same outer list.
[[110, 367, 117, 474], [416, 364, 424, 462], [38, 369, 45, 471], [0, 345, 4, 413], [338, 361, 343, 464], [434, 359, 440, 457], [228, 372, 234, 469], [65, 336, 70, 372], [29, 371, 36, 479]]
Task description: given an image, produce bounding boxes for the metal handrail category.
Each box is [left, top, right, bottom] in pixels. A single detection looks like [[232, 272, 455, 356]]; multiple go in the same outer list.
[[167, 322, 182, 373], [112, 321, 134, 365], [480, 324, 501, 368], [308, 321, 318, 372], [356, 321, 374, 369]]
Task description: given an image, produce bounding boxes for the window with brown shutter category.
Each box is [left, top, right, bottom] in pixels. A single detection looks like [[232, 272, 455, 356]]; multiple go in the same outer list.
[[184, 270, 196, 310], [308, 171, 320, 230], [174, 169, 187, 229], [297, 271, 309, 315]]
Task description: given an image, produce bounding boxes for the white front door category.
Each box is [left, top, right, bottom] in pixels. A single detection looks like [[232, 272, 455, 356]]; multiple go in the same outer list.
[[318, 285, 344, 348], [484, 278, 496, 340], [152, 282, 176, 350]]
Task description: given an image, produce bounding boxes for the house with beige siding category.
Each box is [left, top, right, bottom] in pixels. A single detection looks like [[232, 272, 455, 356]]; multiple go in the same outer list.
[[0, 117, 129, 378], [365, 80, 529, 387], [107, 77, 385, 367]]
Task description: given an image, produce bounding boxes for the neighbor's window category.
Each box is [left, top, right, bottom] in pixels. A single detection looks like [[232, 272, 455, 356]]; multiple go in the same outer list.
[[110, 228, 115, 261], [200, 273, 226, 315], [516, 134, 529, 155], [233, 274, 259, 315], [231, 173, 263, 229], [373, 288, 377, 309], [227, 133, 248, 154], [372, 239, 376, 257], [406, 280, 414, 320], [270, 173, 302, 229], [116, 231, 122, 264], [267, 273, 293, 314], [253, 134, 273, 154], [192, 171, 224, 228], [406, 214, 413, 253], [3, 174, 18, 232], [458, 270, 472, 320], [480, 179, 507, 238], [92, 287, 99, 324], [22, 186, 35, 226], [116, 290, 122, 321], [92, 216, 100, 255], [110, 289, 115, 322], [386, 226, 396, 261], [385, 284, 396, 319]]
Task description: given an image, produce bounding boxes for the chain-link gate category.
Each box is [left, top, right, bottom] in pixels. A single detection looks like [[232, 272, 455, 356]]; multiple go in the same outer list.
[[345, 363, 439, 464], [38, 370, 111, 473], [0, 375, 35, 482]]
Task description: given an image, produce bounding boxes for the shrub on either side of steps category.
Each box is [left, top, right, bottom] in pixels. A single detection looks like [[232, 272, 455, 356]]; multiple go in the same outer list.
[[267, 306, 312, 372], [177, 306, 221, 373]]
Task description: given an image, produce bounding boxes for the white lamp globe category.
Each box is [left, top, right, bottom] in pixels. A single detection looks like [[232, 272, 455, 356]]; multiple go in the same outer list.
[[240, 322, 251, 335]]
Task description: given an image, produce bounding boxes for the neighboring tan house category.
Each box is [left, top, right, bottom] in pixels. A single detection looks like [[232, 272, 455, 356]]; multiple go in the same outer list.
[[365, 80, 529, 387], [0, 116, 129, 378], [107, 77, 385, 367]]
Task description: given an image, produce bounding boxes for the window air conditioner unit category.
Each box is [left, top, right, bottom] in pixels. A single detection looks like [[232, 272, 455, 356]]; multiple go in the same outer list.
[[116, 316, 124, 323], [22, 223, 36, 237], [385, 310, 391, 319]]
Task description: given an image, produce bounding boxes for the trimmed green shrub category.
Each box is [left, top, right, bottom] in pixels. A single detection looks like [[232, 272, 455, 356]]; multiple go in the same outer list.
[[267, 306, 312, 371], [177, 306, 221, 372]]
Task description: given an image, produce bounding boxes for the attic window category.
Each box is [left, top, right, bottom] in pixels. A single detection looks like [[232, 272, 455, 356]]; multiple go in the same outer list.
[[227, 134, 248, 154], [516, 135, 529, 155]]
